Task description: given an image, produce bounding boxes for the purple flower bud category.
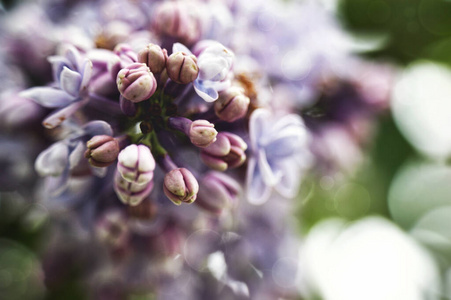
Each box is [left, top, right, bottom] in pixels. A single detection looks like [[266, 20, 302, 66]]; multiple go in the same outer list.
[[117, 144, 156, 184], [215, 86, 250, 122], [152, 1, 201, 45], [163, 168, 199, 205], [190, 120, 218, 148], [196, 172, 241, 215], [116, 62, 157, 103], [200, 132, 247, 171], [168, 117, 217, 148], [166, 51, 199, 84], [113, 43, 137, 65], [84, 135, 120, 168], [137, 43, 168, 74], [114, 170, 154, 206], [119, 95, 137, 117]]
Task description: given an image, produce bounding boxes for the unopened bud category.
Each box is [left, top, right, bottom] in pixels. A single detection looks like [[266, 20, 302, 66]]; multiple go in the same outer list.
[[138, 43, 168, 74], [189, 120, 217, 147], [114, 170, 154, 206], [200, 132, 247, 171], [117, 62, 157, 103], [168, 117, 217, 148], [166, 51, 198, 84], [163, 168, 199, 205], [84, 135, 119, 168], [152, 1, 201, 45], [215, 86, 250, 122], [197, 172, 240, 214], [117, 144, 155, 184]]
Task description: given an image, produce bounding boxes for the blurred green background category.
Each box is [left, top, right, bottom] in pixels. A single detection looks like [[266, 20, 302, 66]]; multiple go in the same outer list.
[[299, 0, 451, 230]]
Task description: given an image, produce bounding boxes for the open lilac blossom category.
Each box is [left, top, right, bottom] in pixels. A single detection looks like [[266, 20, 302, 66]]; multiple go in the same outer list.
[[246, 108, 311, 205], [35, 120, 113, 195], [193, 41, 234, 102], [20, 44, 93, 129]]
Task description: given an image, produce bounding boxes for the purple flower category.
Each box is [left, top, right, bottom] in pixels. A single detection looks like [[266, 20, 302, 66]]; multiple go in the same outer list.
[[35, 120, 113, 195], [193, 41, 234, 102], [20, 44, 93, 129], [246, 108, 311, 205]]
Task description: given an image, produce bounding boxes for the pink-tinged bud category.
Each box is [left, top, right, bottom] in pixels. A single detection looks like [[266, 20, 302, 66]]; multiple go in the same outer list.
[[116, 62, 157, 103], [189, 120, 217, 147], [163, 168, 199, 205], [114, 170, 154, 206], [166, 51, 199, 84], [168, 117, 217, 148], [196, 172, 241, 215], [84, 135, 120, 168], [117, 144, 155, 184], [215, 86, 250, 122], [152, 1, 201, 45], [200, 132, 247, 171], [138, 43, 168, 74]]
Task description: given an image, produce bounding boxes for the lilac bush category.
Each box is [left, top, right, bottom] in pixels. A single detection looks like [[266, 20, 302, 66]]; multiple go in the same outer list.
[[0, 0, 394, 299]]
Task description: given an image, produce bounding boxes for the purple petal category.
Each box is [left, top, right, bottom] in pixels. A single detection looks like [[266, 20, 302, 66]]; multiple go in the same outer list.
[[48, 56, 72, 83], [257, 149, 279, 186], [60, 67, 82, 97], [272, 159, 302, 198], [69, 141, 84, 170], [20, 87, 74, 108], [173, 43, 192, 55], [198, 56, 229, 80], [42, 100, 86, 129], [83, 120, 113, 136], [35, 142, 69, 176], [193, 80, 218, 102], [65, 44, 83, 70], [80, 59, 93, 92], [249, 109, 270, 151], [246, 157, 272, 205]]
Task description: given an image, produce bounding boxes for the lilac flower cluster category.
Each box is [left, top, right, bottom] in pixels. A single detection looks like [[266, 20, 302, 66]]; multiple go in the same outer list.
[[0, 0, 393, 299]]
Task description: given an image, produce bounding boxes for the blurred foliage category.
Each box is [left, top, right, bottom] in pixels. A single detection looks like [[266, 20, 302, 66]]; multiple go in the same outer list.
[[339, 0, 451, 66], [298, 115, 414, 231]]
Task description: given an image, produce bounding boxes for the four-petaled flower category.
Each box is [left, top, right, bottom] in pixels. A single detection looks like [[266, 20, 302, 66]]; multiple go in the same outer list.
[[20, 44, 93, 129], [246, 108, 312, 205]]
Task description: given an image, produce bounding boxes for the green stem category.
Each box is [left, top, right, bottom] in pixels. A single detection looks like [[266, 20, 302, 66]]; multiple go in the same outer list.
[[149, 131, 167, 158]]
